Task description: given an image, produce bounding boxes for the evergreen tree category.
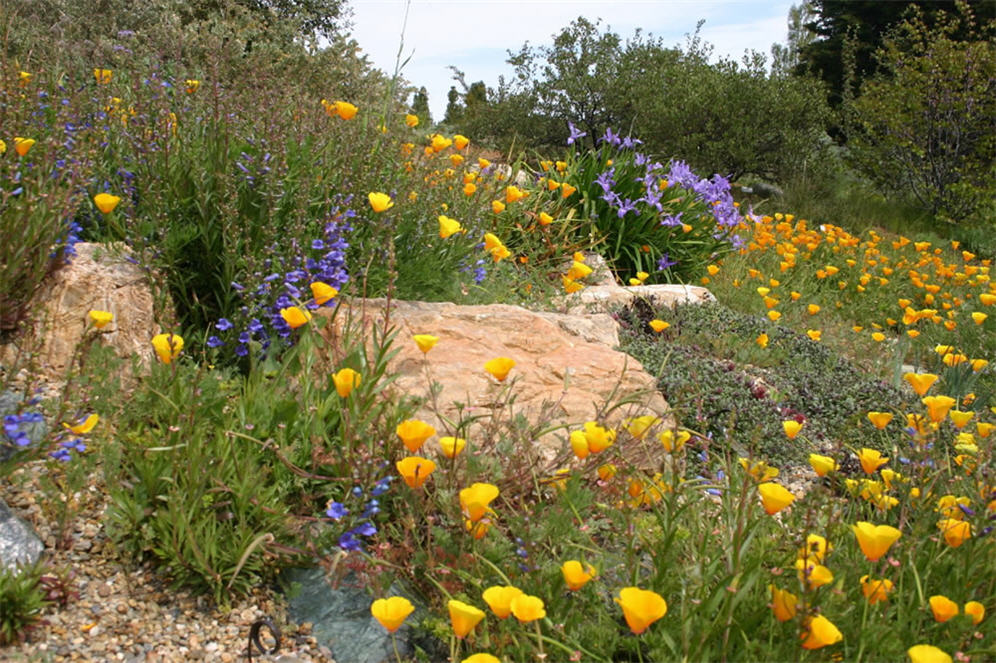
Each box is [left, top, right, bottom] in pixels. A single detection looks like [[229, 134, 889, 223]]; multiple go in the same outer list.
[[411, 87, 431, 125]]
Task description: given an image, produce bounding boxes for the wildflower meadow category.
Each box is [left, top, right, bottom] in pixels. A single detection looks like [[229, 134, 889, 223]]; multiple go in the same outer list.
[[1, 3, 994, 662]]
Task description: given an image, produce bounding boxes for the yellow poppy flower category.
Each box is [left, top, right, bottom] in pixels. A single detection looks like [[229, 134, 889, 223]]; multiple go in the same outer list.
[[858, 448, 889, 475], [851, 521, 902, 561], [624, 415, 659, 440], [460, 482, 499, 522], [649, 319, 670, 333], [14, 137, 36, 157], [484, 357, 515, 381], [88, 310, 113, 329], [800, 615, 843, 649], [795, 559, 833, 589], [453, 134, 469, 150], [929, 595, 959, 622], [64, 414, 99, 435], [94, 68, 112, 84], [93, 193, 121, 214], [907, 644, 952, 663], [758, 482, 795, 515], [583, 421, 615, 453], [783, 420, 803, 439], [279, 306, 312, 329], [769, 584, 797, 622], [185, 79, 200, 94], [332, 368, 361, 397], [396, 456, 436, 488], [439, 436, 466, 459], [448, 599, 485, 638], [860, 575, 894, 604], [482, 585, 523, 619], [405, 113, 419, 127], [615, 587, 667, 634], [438, 215, 463, 238], [308, 281, 338, 306], [368, 192, 394, 213], [936, 518, 971, 547], [922, 395, 956, 423], [964, 601, 984, 625], [151, 332, 184, 364], [867, 411, 893, 429], [510, 594, 545, 623], [396, 419, 435, 452], [809, 454, 838, 477], [332, 101, 358, 120], [461, 654, 499, 663], [561, 560, 596, 591], [903, 372, 938, 396], [370, 596, 414, 633]]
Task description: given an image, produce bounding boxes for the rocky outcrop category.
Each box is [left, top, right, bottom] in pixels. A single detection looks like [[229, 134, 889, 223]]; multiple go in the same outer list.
[[0, 243, 158, 383], [323, 299, 672, 466]]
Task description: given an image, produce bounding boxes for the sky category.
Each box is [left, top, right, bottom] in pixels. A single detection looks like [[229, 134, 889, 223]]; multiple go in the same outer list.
[[348, 0, 797, 121]]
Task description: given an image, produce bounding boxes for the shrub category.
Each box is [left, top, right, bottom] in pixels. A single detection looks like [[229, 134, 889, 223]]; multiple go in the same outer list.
[[554, 128, 742, 284], [847, 6, 996, 224]]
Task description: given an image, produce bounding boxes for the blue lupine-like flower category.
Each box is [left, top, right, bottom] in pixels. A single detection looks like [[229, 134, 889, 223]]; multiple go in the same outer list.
[[326, 501, 349, 520], [216, 318, 233, 331], [353, 521, 377, 537], [371, 477, 392, 496], [206, 336, 224, 348], [338, 532, 361, 551]]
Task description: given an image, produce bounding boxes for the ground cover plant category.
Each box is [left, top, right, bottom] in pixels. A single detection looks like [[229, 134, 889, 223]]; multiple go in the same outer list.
[[2, 16, 995, 663]]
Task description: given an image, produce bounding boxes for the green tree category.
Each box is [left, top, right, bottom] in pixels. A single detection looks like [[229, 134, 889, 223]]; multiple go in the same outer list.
[[847, 6, 996, 223], [456, 18, 831, 184], [411, 86, 431, 125], [771, 2, 817, 76], [442, 86, 463, 125], [795, 0, 995, 108]]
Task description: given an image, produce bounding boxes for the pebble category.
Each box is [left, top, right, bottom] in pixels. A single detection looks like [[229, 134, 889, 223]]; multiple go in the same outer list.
[[5, 462, 334, 663]]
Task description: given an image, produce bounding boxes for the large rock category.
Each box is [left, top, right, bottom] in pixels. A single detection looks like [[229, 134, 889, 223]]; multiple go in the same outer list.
[[0, 498, 43, 573], [563, 283, 716, 315], [322, 299, 670, 466], [0, 243, 158, 383], [283, 567, 441, 663]]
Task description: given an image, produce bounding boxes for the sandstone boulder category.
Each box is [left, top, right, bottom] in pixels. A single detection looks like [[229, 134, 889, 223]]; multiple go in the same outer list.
[[322, 299, 670, 467], [0, 243, 158, 383]]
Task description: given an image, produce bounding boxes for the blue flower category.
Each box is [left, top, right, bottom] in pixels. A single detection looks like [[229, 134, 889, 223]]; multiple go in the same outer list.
[[657, 253, 677, 271], [353, 521, 377, 537], [326, 501, 349, 520], [338, 532, 361, 551], [567, 121, 587, 145]]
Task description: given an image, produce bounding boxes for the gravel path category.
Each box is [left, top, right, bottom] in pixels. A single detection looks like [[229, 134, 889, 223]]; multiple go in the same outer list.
[[3, 465, 333, 662]]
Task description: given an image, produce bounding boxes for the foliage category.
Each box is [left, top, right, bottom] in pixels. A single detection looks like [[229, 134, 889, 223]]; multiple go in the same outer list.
[[618, 301, 914, 462], [558, 130, 741, 283], [0, 74, 85, 334], [103, 315, 413, 603], [0, 560, 50, 645], [795, 0, 996, 109], [450, 17, 833, 184], [846, 6, 996, 224]]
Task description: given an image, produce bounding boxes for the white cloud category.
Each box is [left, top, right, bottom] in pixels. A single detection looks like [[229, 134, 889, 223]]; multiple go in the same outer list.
[[348, 0, 793, 119]]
